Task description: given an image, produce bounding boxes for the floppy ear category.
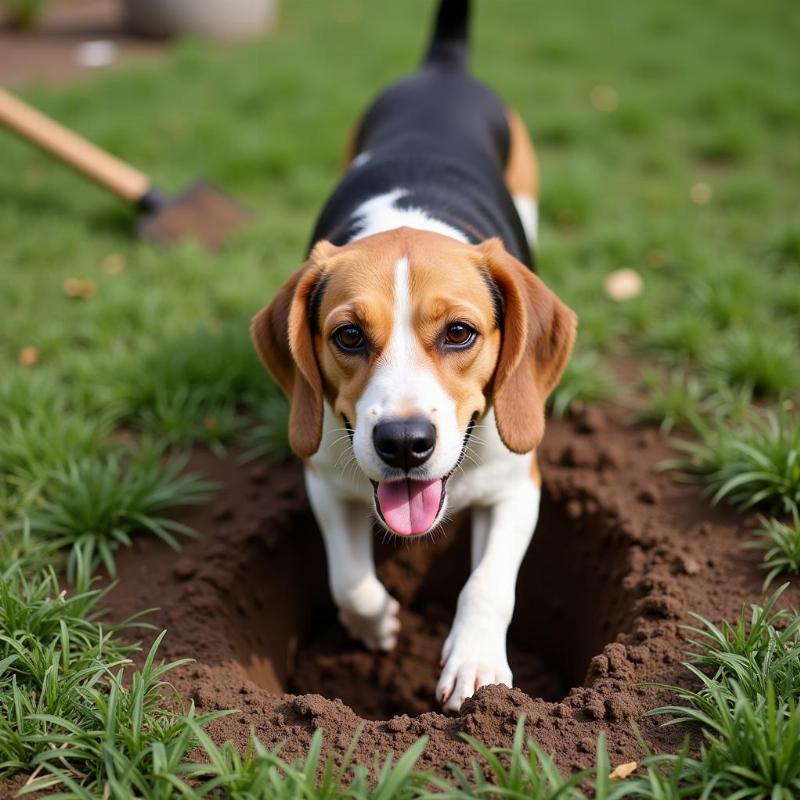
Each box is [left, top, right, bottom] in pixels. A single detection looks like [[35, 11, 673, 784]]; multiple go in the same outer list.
[[251, 241, 337, 458], [481, 238, 577, 454]]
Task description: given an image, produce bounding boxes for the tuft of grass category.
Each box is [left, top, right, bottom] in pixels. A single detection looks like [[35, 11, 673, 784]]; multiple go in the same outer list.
[[180, 725, 430, 799], [663, 403, 800, 514], [650, 589, 800, 800], [747, 511, 800, 589], [0, 519, 56, 577], [0, 554, 134, 776], [700, 379, 755, 425], [549, 351, 618, 418], [136, 387, 243, 455], [18, 634, 221, 798], [23, 444, 215, 581], [640, 313, 719, 362], [242, 394, 291, 462], [0, 402, 114, 520], [709, 328, 800, 397], [427, 719, 609, 800], [634, 369, 704, 432], [678, 586, 800, 706], [111, 324, 278, 450]]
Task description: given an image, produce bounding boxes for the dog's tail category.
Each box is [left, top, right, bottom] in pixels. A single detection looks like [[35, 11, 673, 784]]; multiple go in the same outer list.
[[424, 0, 470, 70]]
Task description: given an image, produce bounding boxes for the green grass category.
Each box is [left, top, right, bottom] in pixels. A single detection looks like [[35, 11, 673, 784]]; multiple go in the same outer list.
[[24, 445, 214, 581], [650, 588, 800, 799], [549, 351, 618, 418], [0, 380, 215, 579], [17, 636, 215, 799], [243, 394, 291, 462], [747, 511, 800, 589], [0, 554, 134, 776], [634, 370, 704, 433], [179, 726, 430, 799], [664, 403, 800, 514], [710, 328, 800, 398], [108, 324, 281, 453]]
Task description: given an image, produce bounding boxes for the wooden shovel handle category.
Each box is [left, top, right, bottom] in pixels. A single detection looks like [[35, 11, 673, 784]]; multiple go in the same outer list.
[[0, 87, 151, 204]]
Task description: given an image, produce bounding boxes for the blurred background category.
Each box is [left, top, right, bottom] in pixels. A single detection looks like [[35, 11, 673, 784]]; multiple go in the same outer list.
[[1, 0, 798, 446]]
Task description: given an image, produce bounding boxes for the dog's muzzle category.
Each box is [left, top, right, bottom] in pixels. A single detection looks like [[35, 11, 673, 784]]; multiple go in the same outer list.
[[370, 414, 477, 537]]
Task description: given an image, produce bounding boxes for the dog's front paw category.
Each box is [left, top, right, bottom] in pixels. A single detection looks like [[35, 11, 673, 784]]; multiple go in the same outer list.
[[436, 631, 512, 713], [338, 590, 401, 652]]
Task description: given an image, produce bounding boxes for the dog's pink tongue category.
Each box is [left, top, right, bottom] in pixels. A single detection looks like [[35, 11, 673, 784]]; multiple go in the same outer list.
[[376, 479, 443, 535]]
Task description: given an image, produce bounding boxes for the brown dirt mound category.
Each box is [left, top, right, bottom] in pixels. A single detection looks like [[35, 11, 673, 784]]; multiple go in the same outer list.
[[103, 407, 796, 775]]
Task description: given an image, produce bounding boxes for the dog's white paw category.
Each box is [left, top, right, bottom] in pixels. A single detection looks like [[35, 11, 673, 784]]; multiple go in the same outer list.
[[436, 631, 512, 713], [338, 594, 401, 652]]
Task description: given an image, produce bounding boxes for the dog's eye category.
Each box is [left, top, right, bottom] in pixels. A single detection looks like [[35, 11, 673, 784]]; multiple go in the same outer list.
[[444, 322, 477, 348], [333, 324, 366, 353]]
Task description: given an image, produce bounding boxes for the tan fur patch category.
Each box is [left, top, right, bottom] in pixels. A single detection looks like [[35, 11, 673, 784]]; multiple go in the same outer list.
[[341, 117, 363, 171], [504, 107, 539, 199], [529, 452, 541, 488]]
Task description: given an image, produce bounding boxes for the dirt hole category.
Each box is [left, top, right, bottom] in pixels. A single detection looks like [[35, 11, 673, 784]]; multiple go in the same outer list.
[[224, 480, 636, 721]]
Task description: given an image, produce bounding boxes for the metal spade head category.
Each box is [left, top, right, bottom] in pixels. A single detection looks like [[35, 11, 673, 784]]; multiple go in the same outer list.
[[137, 180, 251, 252]]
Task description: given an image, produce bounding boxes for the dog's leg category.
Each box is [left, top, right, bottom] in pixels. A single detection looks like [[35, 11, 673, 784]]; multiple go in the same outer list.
[[305, 468, 400, 651], [437, 473, 540, 712]]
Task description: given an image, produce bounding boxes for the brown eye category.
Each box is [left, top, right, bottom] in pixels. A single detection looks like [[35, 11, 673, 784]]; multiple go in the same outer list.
[[333, 324, 366, 353], [445, 322, 477, 348]]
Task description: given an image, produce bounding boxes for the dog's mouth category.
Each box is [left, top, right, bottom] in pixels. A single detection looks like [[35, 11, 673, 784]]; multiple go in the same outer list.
[[373, 478, 446, 536], [369, 413, 477, 537]]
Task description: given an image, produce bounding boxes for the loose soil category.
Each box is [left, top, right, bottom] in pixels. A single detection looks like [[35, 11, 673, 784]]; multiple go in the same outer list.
[[96, 406, 798, 777]]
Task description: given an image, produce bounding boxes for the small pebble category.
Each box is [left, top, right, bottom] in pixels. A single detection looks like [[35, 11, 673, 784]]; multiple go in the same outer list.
[[76, 40, 119, 68]]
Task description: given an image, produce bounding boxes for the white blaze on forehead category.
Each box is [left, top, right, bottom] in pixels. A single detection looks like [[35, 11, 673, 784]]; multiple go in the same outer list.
[[388, 256, 413, 362], [351, 256, 464, 481], [351, 189, 468, 243]]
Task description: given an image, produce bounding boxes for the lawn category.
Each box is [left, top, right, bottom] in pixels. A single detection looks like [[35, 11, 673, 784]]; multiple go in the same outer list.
[[1, 0, 799, 796]]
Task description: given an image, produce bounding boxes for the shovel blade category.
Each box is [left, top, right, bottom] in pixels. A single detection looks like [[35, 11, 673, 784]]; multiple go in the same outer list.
[[137, 180, 250, 251]]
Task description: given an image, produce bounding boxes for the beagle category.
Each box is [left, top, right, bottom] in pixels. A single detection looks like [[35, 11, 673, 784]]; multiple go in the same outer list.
[[252, 0, 577, 712]]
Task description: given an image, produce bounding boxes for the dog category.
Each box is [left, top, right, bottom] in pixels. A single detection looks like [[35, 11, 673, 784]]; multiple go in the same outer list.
[[252, 0, 577, 712]]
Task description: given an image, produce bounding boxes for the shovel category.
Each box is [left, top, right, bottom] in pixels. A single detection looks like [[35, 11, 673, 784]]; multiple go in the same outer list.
[[0, 87, 249, 251]]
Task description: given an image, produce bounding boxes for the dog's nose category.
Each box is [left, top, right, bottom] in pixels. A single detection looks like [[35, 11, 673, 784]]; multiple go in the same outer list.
[[373, 418, 436, 470]]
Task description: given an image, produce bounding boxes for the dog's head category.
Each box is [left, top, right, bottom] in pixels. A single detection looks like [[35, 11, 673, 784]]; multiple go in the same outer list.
[[252, 228, 576, 536]]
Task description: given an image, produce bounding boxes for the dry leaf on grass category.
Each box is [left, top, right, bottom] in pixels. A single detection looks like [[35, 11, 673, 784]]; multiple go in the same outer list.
[[102, 253, 126, 275], [63, 278, 97, 299], [609, 761, 638, 780], [589, 84, 619, 112], [690, 181, 713, 205], [604, 268, 643, 301], [18, 346, 40, 366]]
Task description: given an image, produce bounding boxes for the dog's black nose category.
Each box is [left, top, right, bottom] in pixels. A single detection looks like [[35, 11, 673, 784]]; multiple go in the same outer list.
[[373, 418, 436, 470]]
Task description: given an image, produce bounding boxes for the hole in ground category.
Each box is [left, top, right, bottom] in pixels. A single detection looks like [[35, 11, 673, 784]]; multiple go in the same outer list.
[[225, 480, 637, 721]]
